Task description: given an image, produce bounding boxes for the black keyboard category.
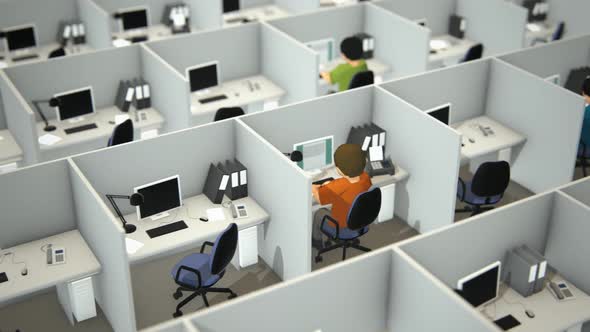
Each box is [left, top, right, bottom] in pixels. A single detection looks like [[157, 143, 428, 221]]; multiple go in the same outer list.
[[146, 220, 188, 238], [199, 94, 228, 104], [64, 123, 98, 135], [12, 53, 39, 62], [225, 17, 249, 24], [130, 35, 149, 43], [313, 177, 334, 185]]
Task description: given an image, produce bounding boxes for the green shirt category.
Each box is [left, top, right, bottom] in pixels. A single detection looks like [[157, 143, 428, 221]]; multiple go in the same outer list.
[[329, 60, 368, 92]]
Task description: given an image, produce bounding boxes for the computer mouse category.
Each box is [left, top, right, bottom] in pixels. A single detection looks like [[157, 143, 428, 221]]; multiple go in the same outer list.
[[525, 309, 535, 318], [199, 217, 209, 222], [21, 268, 28, 276], [468, 138, 476, 143]]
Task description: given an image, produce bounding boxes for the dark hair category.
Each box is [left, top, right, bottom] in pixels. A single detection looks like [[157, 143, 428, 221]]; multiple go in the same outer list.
[[583, 76, 590, 96], [340, 37, 363, 61], [334, 144, 366, 177]]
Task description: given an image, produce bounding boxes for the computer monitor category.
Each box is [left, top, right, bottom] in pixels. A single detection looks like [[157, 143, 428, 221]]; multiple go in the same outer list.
[[306, 39, 335, 66], [523, 0, 548, 22], [426, 103, 451, 125], [223, 0, 241, 13], [119, 7, 150, 31], [53, 87, 95, 121], [186, 61, 219, 92], [134, 175, 182, 220], [3, 24, 37, 52], [457, 261, 501, 308], [293, 136, 334, 172]]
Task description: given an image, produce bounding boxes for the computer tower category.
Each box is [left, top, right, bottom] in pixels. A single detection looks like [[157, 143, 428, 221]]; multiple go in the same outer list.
[[503, 248, 536, 297]]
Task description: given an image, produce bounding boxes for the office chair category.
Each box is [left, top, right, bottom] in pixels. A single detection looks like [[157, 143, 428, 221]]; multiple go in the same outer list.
[[461, 43, 484, 63], [107, 119, 134, 147], [348, 70, 374, 90], [315, 187, 381, 263], [48, 48, 66, 59], [456, 161, 510, 217], [214, 107, 245, 121], [170, 223, 238, 317], [551, 22, 565, 41], [576, 140, 590, 177]]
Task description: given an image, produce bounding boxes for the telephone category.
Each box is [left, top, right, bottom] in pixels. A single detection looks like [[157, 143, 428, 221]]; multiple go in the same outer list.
[[231, 203, 249, 219], [46, 245, 67, 265], [548, 281, 575, 301]]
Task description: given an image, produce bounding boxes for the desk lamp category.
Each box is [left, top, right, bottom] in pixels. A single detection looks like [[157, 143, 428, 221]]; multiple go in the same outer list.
[[31, 98, 59, 132], [284, 151, 303, 162], [105, 193, 144, 234]]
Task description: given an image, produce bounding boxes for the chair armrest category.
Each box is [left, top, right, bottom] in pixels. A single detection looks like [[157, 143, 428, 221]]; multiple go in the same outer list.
[[174, 265, 202, 290], [200, 241, 215, 253], [458, 178, 467, 201], [320, 214, 340, 240]]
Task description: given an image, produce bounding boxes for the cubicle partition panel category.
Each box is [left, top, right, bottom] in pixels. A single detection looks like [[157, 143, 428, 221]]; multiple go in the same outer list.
[[186, 0, 223, 30], [77, 0, 112, 50], [274, 0, 318, 14], [140, 45, 191, 132], [373, 0, 457, 36], [0, 159, 77, 249], [486, 59, 584, 193], [260, 23, 317, 105], [68, 159, 137, 332], [365, 3, 429, 77], [142, 319, 201, 332], [559, 177, 590, 208], [547, 0, 590, 38], [235, 120, 311, 280], [0, 71, 39, 165], [456, 0, 527, 56], [93, 0, 193, 32]]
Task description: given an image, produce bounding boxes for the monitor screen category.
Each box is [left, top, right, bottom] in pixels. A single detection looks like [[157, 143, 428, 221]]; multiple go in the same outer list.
[[306, 39, 335, 66], [426, 104, 451, 125], [223, 0, 240, 13], [5, 25, 36, 51], [457, 261, 501, 308], [121, 9, 149, 30], [135, 176, 182, 219], [54, 87, 95, 121], [187, 63, 219, 92], [294, 136, 334, 171]]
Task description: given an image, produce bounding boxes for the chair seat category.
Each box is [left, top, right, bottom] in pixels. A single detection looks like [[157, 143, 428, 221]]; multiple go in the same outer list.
[[457, 180, 502, 206], [321, 222, 368, 240], [170, 253, 221, 288]]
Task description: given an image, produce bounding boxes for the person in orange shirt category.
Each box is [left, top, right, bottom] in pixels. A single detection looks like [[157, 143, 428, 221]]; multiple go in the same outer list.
[[311, 144, 373, 250]]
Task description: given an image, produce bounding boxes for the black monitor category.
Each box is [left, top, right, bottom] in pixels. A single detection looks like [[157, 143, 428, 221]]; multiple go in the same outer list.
[[457, 261, 501, 308], [186, 62, 219, 92], [120, 8, 149, 30], [426, 103, 451, 125], [54, 87, 95, 121], [3, 25, 37, 51], [134, 175, 182, 219], [523, 0, 548, 22], [223, 0, 241, 13]]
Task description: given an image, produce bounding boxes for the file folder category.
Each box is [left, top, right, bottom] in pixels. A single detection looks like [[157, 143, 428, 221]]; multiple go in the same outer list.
[[74, 23, 86, 45], [115, 80, 134, 113], [203, 163, 229, 204], [219, 161, 240, 201], [232, 159, 248, 199], [449, 15, 466, 39], [520, 245, 548, 294], [369, 123, 386, 147], [140, 78, 151, 109]]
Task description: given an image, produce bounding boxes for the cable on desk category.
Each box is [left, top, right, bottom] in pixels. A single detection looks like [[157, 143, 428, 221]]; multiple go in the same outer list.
[[0, 251, 26, 268]]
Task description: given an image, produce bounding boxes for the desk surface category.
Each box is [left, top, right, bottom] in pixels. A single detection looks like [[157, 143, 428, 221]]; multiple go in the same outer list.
[[429, 35, 477, 67], [190, 75, 285, 115], [452, 116, 526, 161], [112, 24, 173, 47], [0, 129, 23, 165], [37, 106, 165, 151], [0, 43, 93, 68], [525, 21, 557, 46], [124, 194, 269, 265], [488, 275, 590, 332], [223, 5, 289, 27], [0, 230, 101, 304]]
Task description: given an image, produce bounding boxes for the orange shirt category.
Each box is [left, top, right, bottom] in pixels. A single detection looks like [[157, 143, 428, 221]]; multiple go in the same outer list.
[[318, 173, 372, 229]]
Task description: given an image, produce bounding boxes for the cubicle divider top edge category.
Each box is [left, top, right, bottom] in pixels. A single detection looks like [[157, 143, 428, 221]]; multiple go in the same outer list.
[[274, 0, 320, 15], [77, 0, 112, 50], [556, 176, 590, 208]]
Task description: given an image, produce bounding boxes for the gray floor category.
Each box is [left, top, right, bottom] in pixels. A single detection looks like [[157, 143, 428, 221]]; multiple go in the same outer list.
[[0, 290, 113, 332]]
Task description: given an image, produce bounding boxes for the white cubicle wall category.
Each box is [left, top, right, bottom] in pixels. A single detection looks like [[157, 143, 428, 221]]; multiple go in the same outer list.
[[373, 0, 457, 36], [233, 0, 318, 14], [380, 58, 584, 193], [77, 0, 112, 50], [546, 0, 590, 39]]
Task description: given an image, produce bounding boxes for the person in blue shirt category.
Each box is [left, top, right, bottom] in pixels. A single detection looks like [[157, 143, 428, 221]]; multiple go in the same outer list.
[[580, 77, 590, 149]]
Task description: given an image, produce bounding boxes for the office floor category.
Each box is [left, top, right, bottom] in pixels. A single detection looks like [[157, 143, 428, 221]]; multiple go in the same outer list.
[[0, 290, 114, 332], [131, 249, 281, 330]]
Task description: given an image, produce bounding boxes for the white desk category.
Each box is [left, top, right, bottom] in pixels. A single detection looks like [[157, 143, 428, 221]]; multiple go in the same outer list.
[[223, 5, 289, 27], [0, 129, 23, 172], [319, 58, 391, 94], [320, 0, 358, 7], [112, 24, 176, 47], [190, 75, 285, 126], [525, 21, 557, 47], [36, 106, 164, 162], [123, 195, 269, 265], [428, 35, 477, 69], [486, 275, 590, 332], [0, 43, 93, 68]]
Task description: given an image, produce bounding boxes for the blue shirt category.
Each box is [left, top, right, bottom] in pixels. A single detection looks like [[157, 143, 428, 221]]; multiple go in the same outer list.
[[582, 105, 590, 146]]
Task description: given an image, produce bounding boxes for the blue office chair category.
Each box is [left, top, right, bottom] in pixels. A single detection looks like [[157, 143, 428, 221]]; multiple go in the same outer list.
[[171, 223, 238, 317], [576, 140, 590, 177], [348, 70, 374, 90], [315, 187, 381, 263], [214, 107, 245, 122], [461, 43, 484, 63], [107, 119, 133, 147], [456, 161, 510, 217], [551, 22, 566, 42]]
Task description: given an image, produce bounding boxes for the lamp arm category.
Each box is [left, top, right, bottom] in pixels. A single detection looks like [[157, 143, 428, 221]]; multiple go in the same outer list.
[[31, 100, 52, 128], [106, 194, 131, 226]]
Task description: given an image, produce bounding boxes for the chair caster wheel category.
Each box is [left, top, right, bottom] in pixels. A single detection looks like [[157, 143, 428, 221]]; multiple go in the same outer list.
[[173, 311, 183, 318], [173, 291, 183, 300], [315, 256, 323, 263], [228, 293, 238, 299]]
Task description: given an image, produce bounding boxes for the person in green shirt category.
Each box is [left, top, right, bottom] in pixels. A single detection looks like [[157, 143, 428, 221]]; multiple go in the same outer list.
[[320, 37, 368, 92]]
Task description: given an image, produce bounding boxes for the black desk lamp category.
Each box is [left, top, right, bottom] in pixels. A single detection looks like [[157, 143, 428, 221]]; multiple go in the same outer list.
[[284, 151, 303, 162], [31, 98, 59, 132], [106, 193, 144, 234]]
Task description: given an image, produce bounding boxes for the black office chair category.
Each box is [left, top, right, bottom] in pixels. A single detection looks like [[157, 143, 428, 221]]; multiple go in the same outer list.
[[48, 48, 66, 59], [348, 70, 374, 90], [456, 161, 510, 217], [107, 119, 134, 147], [315, 187, 381, 263], [170, 223, 238, 317], [576, 140, 590, 177], [461, 43, 484, 63], [214, 107, 245, 121]]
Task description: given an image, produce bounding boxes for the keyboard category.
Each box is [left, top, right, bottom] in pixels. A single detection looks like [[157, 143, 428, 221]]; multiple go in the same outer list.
[[199, 94, 228, 104], [225, 16, 249, 24], [12, 54, 39, 62], [130, 35, 149, 43], [146, 220, 188, 238], [64, 123, 98, 135], [313, 177, 334, 185]]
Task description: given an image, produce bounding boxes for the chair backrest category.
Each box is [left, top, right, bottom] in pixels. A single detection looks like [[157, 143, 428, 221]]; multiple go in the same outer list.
[[108, 119, 134, 147], [346, 187, 382, 230], [48, 48, 66, 59], [210, 223, 238, 275], [471, 161, 511, 198], [214, 107, 245, 122], [348, 70, 374, 90], [552, 22, 565, 41], [462, 43, 484, 63]]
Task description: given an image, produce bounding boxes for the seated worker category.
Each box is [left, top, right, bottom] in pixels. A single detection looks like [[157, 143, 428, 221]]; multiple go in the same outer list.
[[580, 77, 590, 149], [311, 144, 372, 249], [320, 37, 368, 92]]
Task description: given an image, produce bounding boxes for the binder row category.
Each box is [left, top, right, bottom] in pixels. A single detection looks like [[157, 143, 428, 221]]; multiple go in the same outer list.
[[346, 123, 386, 152], [504, 245, 548, 297], [57, 21, 86, 45], [203, 159, 248, 204], [115, 78, 152, 112]]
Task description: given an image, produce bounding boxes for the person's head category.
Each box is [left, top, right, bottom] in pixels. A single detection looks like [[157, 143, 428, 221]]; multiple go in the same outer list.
[[334, 144, 366, 178], [583, 76, 590, 104], [340, 37, 363, 62]]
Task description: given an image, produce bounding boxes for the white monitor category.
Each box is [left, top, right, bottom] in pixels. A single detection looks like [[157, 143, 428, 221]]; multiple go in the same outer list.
[[425, 103, 452, 125], [293, 136, 334, 172], [306, 39, 335, 67], [134, 175, 182, 221], [118, 6, 150, 31], [3, 23, 37, 53], [457, 261, 501, 308], [53, 86, 96, 122], [186, 61, 220, 93]]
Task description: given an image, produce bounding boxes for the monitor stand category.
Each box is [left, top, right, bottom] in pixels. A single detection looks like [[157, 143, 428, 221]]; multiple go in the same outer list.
[[150, 212, 170, 221], [194, 89, 211, 96], [68, 117, 85, 124]]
